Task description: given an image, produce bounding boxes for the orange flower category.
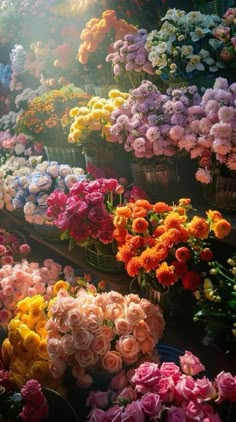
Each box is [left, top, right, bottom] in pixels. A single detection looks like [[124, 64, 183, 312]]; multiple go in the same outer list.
[[132, 206, 147, 218], [116, 245, 134, 264], [178, 198, 191, 206], [113, 227, 128, 244], [132, 218, 148, 233], [126, 256, 142, 277], [160, 228, 181, 247], [164, 212, 186, 230], [134, 199, 153, 211], [153, 202, 171, 214], [153, 225, 166, 238], [128, 236, 144, 250], [188, 216, 210, 239], [213, 219, 231, 239], [154, 242, 168, 261], [206, 209, 223, 222], [113, 215, 127, 228], [155, 262, 178, 286], [140, 248, 161, 272], [178, 226, 190, 242], [175, 247, 191, 263], [115, 206, 132, 218], [182, 271, 201, 291]]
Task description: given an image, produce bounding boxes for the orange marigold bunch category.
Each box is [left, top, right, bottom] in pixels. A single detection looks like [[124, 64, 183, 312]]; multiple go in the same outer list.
[[113, 199, 232, 292], [77, 9, 137, 65]]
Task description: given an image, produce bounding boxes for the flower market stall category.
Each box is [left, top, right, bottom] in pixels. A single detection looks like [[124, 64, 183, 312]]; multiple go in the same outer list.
[[0, 0, 236, 421]]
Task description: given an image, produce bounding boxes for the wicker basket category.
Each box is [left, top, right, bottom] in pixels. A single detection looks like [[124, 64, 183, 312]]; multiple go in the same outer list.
[[44, 146, 85, 168], [131, 161, 180, 202], [202, 175, 236, 211], [85, 246, 124, 273], [33, 224, 61, 242]]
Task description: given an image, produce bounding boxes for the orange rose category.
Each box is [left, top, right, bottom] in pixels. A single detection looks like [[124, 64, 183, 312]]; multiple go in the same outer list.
[[133, 320, 150, 342], [113, 215, 127, 228], [153, 202, 171, 213], [114, 318, 132, 336], [206, 209, 223, 222], [113, 227, 128, 243], [132, 206, 147, 218], [115, 206, 132, 218], [139, 335, 155, 354], [116, 335, 139, 359], [134, 199, 153, 210]]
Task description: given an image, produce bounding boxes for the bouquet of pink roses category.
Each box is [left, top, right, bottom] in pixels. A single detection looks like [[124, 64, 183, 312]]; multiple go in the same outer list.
[[86, 349, 236, 421]]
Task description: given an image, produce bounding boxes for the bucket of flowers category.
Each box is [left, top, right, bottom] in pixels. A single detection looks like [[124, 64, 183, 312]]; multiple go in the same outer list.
[[112, 197, 232, 316], [194, 253, 236, 352], [15, 84, 90, 167]]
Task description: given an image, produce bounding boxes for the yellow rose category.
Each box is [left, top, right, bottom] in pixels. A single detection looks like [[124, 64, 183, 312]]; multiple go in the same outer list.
[[36, 320, 48, 338], [53, 280, 70, 296], [11, 357, 27, 376], [38, 339, 49, 360], [16, 298, 29, 313], [20, 314, 35, 330], [10, 371, 25, 388], [1, 338, 12, 365], [28, 295, 45, 309], [28, 360, 51, 383], [24, 331, 41, 350]]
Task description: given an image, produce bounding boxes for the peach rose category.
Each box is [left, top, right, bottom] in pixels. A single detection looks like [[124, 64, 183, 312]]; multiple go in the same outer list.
[[105, 303, 124, 321], [114, 318, 132, 336], [125, 303, 146, 326], [60, 334, 74, 355], [139, 299, 156, 317], [139, 335, 155, 355], [99, 325, 115, 341], [50, 358, 66, 378], [84, 315, 103, 333], [65, 308, 84, 329], [47, 338, 63, 358], [101, 351, 122, 373], [75, 349, 99, 367], [133, 320, 150, 342], [92, 334, 111, 355], [72, 365, 93, 388], [72, 327, 93, 350], [116, 335, 139, 359]]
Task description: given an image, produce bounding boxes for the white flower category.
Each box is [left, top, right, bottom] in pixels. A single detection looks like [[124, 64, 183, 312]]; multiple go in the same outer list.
[[186, 11, 202, 25], [148, 50, 167, 69], [186, 56, 205, 73], [181, 45, 194, 57], [14, 143, 25, 155], [24, 201, 37, 215], [190, 27, 210, 42]]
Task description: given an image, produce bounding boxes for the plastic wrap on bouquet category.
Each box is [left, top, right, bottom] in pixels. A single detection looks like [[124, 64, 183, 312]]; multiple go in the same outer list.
[[131, 161, 180, 202], [43, 389, 79, 422], [44, 146, 85, 168], [85, 246, 124, 273]]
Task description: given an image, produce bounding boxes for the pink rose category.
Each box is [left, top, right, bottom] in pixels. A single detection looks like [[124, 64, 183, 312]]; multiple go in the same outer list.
[[47, 338, 62, 358], [92, 334, 111, 355], [141, 392, 162, 418], [19, 244, 31, 255], [215, 371, 236, 402], [49, 358, 66, 378], [131, 362, 162, 392], [72, 365, 93, 388], [155, 376, 175, 402], [118, 387, 137, 402], [87, 408, 106, 422], [166, 406, 187, 421], [179, 351, 205, 376], [174, 375, 196, 402], [86, 391, 113, 409], [223, 8, 236, 24], [121, 400, 145, 422], [160, 362, 181, 382], [214, 26, 231, 41], [72, 328, 93, 350], [231, 36, 236, 50], [184, 400, 206, 420], [109, 370, 128, 391], [60, 334, 74, 355], [194, 377, 217, 400], [105, 405, 123, 422], [66, 308, 84, 329]]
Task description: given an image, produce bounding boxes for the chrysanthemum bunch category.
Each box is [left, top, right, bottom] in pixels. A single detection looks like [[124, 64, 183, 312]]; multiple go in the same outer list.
[[109, 80, 201, 162], [68, 88, 129, 157], [46, 286, 165, 388], [113, 198, 231, 294]]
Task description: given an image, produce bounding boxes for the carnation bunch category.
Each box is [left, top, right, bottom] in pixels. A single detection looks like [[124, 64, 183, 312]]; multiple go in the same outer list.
[[113, 198, 231, 295], [46, 287, 165, 388], [46, 177, 123, 250], [194, 254, 236, 350], [86, 350, 236, 421]]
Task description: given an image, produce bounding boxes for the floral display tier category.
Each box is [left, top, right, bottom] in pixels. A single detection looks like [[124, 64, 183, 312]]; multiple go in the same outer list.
[[84, 245, 125, 273]]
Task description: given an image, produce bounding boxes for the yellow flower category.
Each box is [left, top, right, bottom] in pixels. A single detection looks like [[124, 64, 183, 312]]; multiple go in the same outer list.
[[1, 338, 12, 366], [35, 320, 48, 338], [16, 298, 30, 314], [38, 339, 49, 360], [11, 357, 27, 377], [24, 331, 41, 350], [27, 360, 51, 383], [53, 280, 70, 295], [10, 372, 26, 388]]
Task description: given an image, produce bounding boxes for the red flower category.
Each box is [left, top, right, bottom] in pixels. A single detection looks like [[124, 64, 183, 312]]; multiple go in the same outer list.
[[175, 247, 191, 263], [182, 271, 201, 291], [199, 248, 213, 262]]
